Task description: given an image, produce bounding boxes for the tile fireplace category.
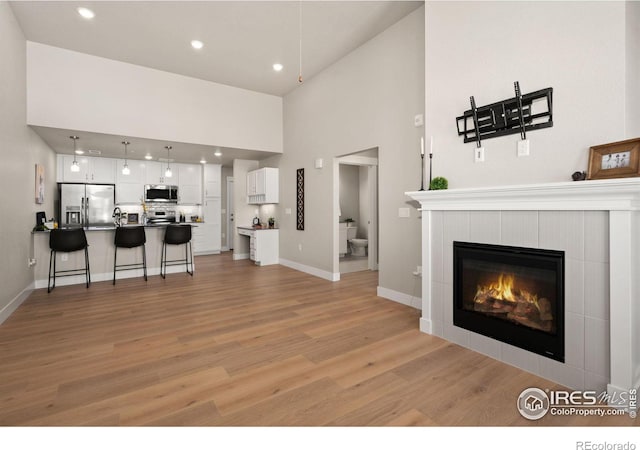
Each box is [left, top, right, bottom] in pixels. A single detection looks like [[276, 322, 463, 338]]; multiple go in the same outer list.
[[406, 178, 640, 398]]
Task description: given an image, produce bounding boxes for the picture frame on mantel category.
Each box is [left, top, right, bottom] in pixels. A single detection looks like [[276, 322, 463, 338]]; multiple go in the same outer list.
[[587, 137, 640, 180]]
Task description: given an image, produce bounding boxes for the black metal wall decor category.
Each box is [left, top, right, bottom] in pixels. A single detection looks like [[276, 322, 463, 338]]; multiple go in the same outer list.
[[296, 168, 304, 230], [456, 82, 553, 147]]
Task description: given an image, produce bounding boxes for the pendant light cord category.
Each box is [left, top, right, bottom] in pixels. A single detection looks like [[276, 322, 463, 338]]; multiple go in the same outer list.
[[298, 0, 303, 84]]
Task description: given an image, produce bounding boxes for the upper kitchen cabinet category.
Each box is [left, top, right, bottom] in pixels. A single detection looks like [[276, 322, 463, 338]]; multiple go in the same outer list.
[[115, 159, 146, 204], [204, 164, 221, 198], [116, 159, 146, 184], [145, 161, 178, 185], [177, 163, 202, 205], [247, 167, 278, 204], [57, 155, 116, 184]]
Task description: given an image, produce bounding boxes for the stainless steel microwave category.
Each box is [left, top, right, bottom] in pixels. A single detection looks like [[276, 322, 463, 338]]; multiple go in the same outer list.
[[144, 185, 178, 203]]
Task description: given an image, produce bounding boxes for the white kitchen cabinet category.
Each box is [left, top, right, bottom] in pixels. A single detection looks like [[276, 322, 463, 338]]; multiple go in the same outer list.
[[237, 227, 279, 265], [192, 223, 221, 255], [116, 159, 146, 183], [203, 164, 221, 197], [145, 160, 178, 185], [57, 155, 116, 184], [177, 163, 202, 204], [115, 159, 146, 204], [116, 183, 144, 204], [246, 167, 278, 204], [193, 197, 221, 255]]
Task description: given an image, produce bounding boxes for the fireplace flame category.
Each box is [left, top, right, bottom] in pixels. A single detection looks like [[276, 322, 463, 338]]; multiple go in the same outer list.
[[472, 272, 553, 333], [485, 273, 516, 302]]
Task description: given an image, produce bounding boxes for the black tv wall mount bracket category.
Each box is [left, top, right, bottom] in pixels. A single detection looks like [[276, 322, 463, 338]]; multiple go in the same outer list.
[[456, 82, 553, 148]]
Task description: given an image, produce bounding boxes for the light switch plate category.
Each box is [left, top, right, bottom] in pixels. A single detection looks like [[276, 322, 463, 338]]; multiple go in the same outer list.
[[399, 207, 410, 218], [474, 147, 485, 163], [517, 139, 530, 157], [285, 208, 292, 215], [414, 114, 424, 127]]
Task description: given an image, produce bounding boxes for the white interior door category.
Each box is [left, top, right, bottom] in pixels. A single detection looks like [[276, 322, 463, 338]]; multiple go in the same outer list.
[[368, 165, 378, 271], [227, 177, 234, 249]]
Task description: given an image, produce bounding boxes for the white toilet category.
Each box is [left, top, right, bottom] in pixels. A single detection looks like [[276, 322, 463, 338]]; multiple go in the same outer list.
[[349, 238, 368, 257]]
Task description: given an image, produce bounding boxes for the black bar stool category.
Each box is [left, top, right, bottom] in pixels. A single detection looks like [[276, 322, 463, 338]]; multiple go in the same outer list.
[[48, 228, 90, 293], [161, 225, 193, 278], [113, 226, 147, 284]]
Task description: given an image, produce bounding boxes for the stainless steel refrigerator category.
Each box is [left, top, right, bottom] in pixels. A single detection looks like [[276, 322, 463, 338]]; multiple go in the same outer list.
[[59, 183, 115, 228]]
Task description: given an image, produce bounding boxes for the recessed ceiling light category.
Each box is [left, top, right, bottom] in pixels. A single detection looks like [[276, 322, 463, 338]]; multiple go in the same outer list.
[[214, 150, 222, 157], [74, 149, 84, 155], [144, 154, 153, 160], [200, 158, 207, 164], [191, 40, 204, 50], [273, 63, 283, 72], [77, 7, 95, 19]]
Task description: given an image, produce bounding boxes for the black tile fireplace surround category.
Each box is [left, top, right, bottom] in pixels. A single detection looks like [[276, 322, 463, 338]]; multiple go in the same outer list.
[[453, 241, 565, 362]]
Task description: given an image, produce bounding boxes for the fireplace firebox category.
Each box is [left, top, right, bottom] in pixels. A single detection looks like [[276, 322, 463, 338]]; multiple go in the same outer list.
[[453, 241, 565, 362]]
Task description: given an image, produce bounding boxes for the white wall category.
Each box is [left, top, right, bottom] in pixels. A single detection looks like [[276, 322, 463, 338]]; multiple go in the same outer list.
[[277, 7, 424, 294], [27, 42, 283, 153], [339, 164, 360, 225], [0, 3, 57, 323], [425, 1, 626, 188], [626, 1, 640, 138]]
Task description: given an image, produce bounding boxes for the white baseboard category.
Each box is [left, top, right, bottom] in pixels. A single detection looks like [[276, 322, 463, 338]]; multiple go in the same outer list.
[[0, 282, 35, 325], [376, 286, 421, 310], [420, 318, 433, 334], [194, 250, 221, 256], [279, 258, 340, 282], [221, 246, 230, 252], [34, 264, 195, 289], [233, 252, 249, 260]]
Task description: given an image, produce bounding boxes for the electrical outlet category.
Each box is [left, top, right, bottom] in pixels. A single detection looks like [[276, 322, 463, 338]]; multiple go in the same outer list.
[[474, 147, 485, 163], [298, 244, 303, 252], [517, 139, 530, 157], [285, 208, 292, 215], [61, 254, 68, 262], [398, 207, 410, 218]]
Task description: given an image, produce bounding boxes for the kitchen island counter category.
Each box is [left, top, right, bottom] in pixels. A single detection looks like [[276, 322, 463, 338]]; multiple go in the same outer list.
[[32, 225, 196, 288]]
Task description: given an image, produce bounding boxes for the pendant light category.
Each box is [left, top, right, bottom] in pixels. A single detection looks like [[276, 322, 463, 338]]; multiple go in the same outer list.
[[121, 140, 130, 175], [70, 135, 80, 172], [164, 145, 172, 178]]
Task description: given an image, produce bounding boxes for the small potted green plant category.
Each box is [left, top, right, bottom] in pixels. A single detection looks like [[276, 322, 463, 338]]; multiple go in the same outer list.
[[430, 176, 448, 190], [268, 217, 275, 228]]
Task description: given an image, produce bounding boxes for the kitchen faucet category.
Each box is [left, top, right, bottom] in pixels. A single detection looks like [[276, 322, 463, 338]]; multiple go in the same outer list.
[[112, 207, 122, 226]]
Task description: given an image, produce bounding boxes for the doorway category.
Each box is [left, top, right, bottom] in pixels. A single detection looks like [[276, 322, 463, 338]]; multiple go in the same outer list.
[[335, 148, 378, 276]]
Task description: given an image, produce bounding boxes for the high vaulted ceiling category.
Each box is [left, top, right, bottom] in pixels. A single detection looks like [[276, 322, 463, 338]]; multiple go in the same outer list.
[[10, 1, 423, 165], [10, 1, 423, 97]]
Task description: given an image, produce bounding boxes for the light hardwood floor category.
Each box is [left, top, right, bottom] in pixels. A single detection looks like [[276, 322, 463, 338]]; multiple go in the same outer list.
[[0, 253, 635, 426]]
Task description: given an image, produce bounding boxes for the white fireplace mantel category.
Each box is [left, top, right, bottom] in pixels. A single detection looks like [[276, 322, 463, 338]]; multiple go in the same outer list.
[[406, 178, 640, 399], [407, 178, 640, 211]]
